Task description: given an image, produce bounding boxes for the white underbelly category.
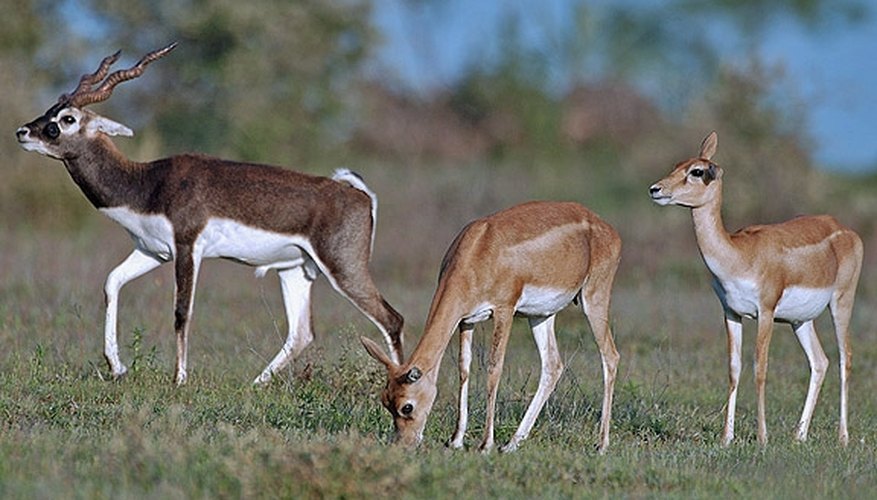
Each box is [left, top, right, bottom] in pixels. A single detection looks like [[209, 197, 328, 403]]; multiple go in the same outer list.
[[101, 208, 313, 274], [714, 277, 832, 322], [196, 218, 310, 273], [515, 285, 576, 317], [775, 287, 833, 322]]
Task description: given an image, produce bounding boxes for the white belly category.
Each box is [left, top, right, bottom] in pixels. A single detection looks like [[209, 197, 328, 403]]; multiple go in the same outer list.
[[101, 208, 313, 275], [775, 286, 833, 322], [196, 218, 310, 274], [713, 277, 832, 322], [515, 285, 576, 317]]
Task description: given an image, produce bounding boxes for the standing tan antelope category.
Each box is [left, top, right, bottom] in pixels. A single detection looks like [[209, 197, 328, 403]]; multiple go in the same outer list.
[[362, 201, 621, 453], [16, 43, 404, 386], [649, 131, 862, 446]]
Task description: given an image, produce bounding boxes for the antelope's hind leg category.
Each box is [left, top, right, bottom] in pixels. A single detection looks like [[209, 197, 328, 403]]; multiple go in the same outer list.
[[499, 314, 563, 453], [254, 264, 316, 385]]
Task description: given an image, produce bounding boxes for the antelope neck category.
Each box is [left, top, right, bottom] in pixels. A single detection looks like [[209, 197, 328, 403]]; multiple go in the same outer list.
[[62, 136, 156, 210], [689, 189, 739, 277]]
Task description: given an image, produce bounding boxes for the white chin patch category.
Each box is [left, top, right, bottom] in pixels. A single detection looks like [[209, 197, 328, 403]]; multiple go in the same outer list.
[[18, 139, 57, 158], [651, 196, 673, 206]]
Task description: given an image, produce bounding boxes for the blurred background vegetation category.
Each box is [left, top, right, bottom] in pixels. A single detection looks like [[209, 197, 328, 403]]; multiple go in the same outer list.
[[2, 0, 876, 295]]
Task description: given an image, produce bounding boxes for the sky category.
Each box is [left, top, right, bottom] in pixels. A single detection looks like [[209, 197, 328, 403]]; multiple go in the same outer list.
[[370, 0, 877, 173]]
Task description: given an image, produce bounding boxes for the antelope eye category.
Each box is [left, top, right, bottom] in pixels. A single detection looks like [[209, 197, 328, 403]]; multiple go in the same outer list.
[[689, 168, 704, 178], [44, 122, 60, 139], [400, 403, 414, 416], [61, 115, 77, 125]]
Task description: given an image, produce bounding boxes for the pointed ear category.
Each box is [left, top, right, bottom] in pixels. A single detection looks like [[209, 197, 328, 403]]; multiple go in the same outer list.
[[86, 115, 134, 137], [699, 131, 717, 160], [361, 336, 396, 369]]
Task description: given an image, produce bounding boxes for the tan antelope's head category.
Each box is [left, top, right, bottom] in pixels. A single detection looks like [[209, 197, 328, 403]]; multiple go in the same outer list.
[[649, 131, 724, 209], [16, 43, 177, 160], [361, 337, 436, 448]]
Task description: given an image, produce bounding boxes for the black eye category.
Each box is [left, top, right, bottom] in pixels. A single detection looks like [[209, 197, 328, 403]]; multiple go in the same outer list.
[[689, 168, 704, 178], [44, 122, 60, 139], [61, 115, 76, 125], [400, 403, 414, 416]]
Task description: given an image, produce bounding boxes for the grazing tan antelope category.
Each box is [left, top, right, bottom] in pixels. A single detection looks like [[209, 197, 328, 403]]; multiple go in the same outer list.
[[649, 131, 862, 446], [16, 43, 404, 385], [362, 201, 621, 453]]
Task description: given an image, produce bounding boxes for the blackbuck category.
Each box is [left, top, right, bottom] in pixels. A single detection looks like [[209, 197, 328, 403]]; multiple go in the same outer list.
[[362, 201, 621, 453], [16, 43, 404, 385], [649, 132, 862, 446]]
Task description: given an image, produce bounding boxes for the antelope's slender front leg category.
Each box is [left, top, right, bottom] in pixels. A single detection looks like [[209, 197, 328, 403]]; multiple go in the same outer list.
[[754, 308, 776, 446], [104, 249, 163, 378], [447, 323, 474, 449], [722, 314, 743, 446], [479, 307, 514, 453], [173, 245, 202, 386]]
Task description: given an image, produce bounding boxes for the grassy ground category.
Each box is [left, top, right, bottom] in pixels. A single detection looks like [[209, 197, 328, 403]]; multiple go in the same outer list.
[[1, 159, 876, 498]]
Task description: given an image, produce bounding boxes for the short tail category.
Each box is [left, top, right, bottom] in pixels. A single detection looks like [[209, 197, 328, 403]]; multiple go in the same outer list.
[[332, 168, 378, 253]]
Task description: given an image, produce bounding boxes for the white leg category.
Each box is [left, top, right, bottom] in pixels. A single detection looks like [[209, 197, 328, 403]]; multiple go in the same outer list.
[[254, 265, 315, 385], [103, 249, 163, 378], [722, 314, 743, 446], [792, 320, 829, 442], [500, 315, 563, 453], [447, 324, 474, 449]]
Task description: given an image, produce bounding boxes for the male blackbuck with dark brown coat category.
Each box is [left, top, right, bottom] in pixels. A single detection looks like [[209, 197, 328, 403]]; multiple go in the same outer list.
[[16, 44, 404, 385], [363, 201, 621, 453], [649, 131, 862, 446]]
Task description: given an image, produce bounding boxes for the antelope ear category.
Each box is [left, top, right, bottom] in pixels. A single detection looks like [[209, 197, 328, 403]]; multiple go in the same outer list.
[[86, 115, 134, 137], [699, 131, 718, 160], [361, 336, 396, 370]]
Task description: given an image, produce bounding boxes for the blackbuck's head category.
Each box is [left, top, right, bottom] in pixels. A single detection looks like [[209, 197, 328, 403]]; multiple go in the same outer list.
[[16, 43, 177, 160], [649, 131, 724, 209], [361, 337, 436, 448]]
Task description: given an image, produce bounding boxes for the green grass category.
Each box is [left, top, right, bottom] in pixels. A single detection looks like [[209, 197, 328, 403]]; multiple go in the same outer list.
[[2, 160, 876, 497]]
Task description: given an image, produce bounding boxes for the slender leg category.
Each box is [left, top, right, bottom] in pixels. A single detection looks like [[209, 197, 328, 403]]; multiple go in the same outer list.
[[580, 286, 620, 454], [830, 289, 857, 446], [792, 320, 829, 442], [500, 315, 564, 453], [722, 314, 743, 446], [254, 265, 316, 385], [317, 259, 405, 365], [479, 307, 514, 453], [447, 323, 474, 449], [754, 309, 775, 446], [103, 249, 163, 378], [173, 245, 202, 386]]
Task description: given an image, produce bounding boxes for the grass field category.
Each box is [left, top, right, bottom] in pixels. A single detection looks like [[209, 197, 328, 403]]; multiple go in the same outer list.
[[1, 159, 876, 498]]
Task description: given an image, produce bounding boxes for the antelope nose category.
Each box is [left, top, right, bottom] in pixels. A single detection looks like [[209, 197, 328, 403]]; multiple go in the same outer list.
[[649, 185, 661, 196], [15, 127, 28, 140]]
